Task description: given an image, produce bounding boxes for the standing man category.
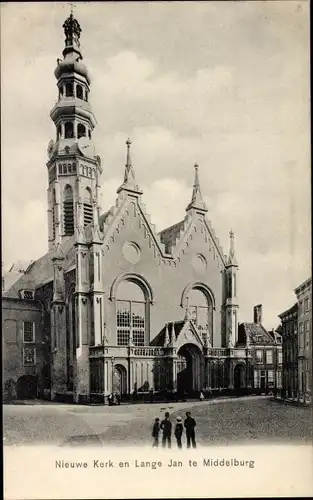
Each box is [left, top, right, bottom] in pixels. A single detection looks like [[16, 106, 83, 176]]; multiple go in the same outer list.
[[184, 411, 197, 448], [160, 411, 172, 448]]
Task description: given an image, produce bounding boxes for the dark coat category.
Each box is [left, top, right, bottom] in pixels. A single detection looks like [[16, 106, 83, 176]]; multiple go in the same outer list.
[[152, 422, 160, 437], [174, 423, 183, 439], [160, 419, 172, 436], [184, 416, 196, 434]]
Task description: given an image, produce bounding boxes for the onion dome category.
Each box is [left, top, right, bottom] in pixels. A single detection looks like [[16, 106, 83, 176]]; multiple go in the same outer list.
[[54, 53, 90, 84]]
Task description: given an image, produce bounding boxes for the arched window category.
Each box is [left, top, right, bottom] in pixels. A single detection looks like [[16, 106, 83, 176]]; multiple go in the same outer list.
[[88, 130, 91, 139], [85, 90, 88, 102], [63, 184, 74, 236], [186, 288, 213, 341], [116, 280, 147, 346], [64, 121, 74, 139], [59, 86, 63, 97], [76, 84, 83, 100], [65, 82, 74, 97], [77, 123, 86, 139], [57, 125, 62, 141], [83, 187, 93, 227]]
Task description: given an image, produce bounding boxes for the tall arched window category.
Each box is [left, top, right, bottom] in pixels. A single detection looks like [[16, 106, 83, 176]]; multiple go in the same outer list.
[[186, 288, 213, 341], [57, 125, 62, 141], [65, 82, 74, 97], [83, 187, 93, 227], [76, 84, 83, 100], [77, 123, 86, 139], [64, 121, 74, 139], [116, 280, 146, 346], [63, 185, 74, 236]]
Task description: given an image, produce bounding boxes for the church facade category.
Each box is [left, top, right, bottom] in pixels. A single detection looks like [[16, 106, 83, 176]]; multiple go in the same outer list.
[[2, 14, 254, 404]]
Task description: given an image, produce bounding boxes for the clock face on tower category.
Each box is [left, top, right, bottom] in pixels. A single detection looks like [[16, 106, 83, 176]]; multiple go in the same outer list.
[[47, 139, 54, 159], [78, 136, 94, 157]]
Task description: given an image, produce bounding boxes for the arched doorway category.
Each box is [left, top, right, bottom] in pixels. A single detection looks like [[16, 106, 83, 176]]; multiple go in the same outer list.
[[113, 365, 127, 396], [17, 375, 38, 400], [177, 343, 203, 396], [234, 363, 245, 393]]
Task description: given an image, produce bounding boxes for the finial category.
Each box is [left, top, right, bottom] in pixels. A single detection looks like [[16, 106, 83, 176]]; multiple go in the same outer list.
[[125, 138, 132, 167], [63, 6, 82, 49], [164, 323, 170, 347], [227, 228, 238, 266], [186, 163, 208, 213]]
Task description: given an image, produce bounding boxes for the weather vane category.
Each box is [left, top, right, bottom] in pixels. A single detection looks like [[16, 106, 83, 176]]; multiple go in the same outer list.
[[68, 2, 75, 15]]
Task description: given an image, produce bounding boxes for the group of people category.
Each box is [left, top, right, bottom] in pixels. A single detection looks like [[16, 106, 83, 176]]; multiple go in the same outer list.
[[108, 393, 121, 406], [152, 411, 197, 449]]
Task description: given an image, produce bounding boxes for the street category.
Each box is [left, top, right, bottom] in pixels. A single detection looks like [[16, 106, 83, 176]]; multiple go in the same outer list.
[[3, 396, 312, 447]]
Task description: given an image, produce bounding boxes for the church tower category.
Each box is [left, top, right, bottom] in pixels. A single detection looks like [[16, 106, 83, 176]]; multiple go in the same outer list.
[[46, 12, 102, 250]]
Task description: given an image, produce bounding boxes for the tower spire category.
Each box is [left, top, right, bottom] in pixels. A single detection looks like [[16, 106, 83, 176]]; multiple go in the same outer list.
[[227, 229, 238, 266], [117, 139, 142, 195], [186, 163, 208, 212]]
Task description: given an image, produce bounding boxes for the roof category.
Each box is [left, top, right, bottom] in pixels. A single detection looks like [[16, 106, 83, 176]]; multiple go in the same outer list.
[[3, 251, 54, 299], [239, 322, 275, 345], [151, 321, 185, 346], [294, 277, 312, 295], [159, 220, 185, 254], [278, 303, 298, 319], [8, 260, 35, 273]]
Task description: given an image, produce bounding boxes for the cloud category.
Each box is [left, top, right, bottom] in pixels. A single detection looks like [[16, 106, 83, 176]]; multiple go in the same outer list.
[[1, 2, 310, 329]]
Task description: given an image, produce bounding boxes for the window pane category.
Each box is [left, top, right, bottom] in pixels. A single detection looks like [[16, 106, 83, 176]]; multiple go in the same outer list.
[[266, 350, 273, 364], [23, 346, 35, 366], [117, 301, 131, 327], [131, 302, 145, 346], [23, 322, 34, 342]]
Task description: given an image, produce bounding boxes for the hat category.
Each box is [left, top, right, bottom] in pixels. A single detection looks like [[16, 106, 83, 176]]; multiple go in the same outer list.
[[176, 416, 182, 422]]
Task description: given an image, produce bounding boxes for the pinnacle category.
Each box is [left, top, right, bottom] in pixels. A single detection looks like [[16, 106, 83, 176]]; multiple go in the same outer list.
[[186, 163, 208, 212]]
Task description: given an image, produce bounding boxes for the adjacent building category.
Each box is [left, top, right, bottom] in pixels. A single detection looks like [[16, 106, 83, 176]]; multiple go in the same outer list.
[[279, 277, 311, 405], [238, 305, 283, 394], [2, 13, 256, 404], [278, 304, 298, 400], [295, 278, 312, 404]]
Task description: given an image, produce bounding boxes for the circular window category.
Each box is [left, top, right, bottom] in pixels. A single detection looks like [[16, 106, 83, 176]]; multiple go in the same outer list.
[[122, 242, 141, 264], [192, 253, 207, 273]]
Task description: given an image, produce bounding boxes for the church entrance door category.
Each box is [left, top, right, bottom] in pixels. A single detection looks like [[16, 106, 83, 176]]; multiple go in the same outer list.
[[177, 343, 203, 396], [113, 365, 127, 396], [234, 363, 245, 394]]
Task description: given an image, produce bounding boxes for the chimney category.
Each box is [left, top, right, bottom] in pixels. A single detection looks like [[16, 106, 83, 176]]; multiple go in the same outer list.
[[253, 304, 263, 325]]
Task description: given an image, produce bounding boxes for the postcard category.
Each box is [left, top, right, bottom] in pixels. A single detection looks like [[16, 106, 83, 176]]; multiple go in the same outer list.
[[2, 1, 312, 499]]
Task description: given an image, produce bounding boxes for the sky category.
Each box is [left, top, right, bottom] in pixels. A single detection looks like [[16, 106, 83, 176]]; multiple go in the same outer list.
[[1, 1, 310, 328]]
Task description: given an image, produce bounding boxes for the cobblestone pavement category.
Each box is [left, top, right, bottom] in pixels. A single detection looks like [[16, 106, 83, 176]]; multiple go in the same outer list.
[[3, 396, 312, 447]]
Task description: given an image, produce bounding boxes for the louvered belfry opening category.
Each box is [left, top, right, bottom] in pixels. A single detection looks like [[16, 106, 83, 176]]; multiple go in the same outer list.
[[83, 187, 93, 227], [63, 184, 74, 235]]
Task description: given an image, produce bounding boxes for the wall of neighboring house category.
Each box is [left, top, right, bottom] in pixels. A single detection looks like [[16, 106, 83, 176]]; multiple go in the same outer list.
[[252, 345, 283, 394], [2, 298, 45, 400]]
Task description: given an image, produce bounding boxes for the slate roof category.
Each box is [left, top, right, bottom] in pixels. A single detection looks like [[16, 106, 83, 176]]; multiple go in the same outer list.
[[3, 252, 54, 299], [151, 321, 185, 346], [238, 322, 275, 345], [159, 221, 185, 254]]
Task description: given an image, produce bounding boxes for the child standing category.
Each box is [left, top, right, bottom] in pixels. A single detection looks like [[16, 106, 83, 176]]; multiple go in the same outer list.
[[174, 417, 183, 449], [152, 417, 160, 447]]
